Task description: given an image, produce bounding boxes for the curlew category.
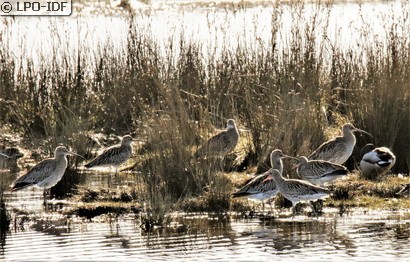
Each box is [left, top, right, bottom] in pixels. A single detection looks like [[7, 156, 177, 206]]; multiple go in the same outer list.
[[194, 119, 239, 159], [232, 149, 295, 213], [11, 146, 81, 203], [296, 156, 349, 186], [308, 123, 371, 165], [85, 135, 133, 175], [360, 143, 396, 180], [270, 169, 330, 215]]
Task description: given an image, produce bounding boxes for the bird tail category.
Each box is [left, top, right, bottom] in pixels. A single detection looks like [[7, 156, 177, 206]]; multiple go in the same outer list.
[[11, 182, 34, 192], [330, 169, 349, 176]]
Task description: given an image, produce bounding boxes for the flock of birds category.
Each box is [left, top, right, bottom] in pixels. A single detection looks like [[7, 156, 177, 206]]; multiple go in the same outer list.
[[8, 135, 134, 203], [1, 119, 401, 214]]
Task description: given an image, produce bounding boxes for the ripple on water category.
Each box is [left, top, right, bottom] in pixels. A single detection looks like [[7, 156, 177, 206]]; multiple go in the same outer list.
[[2, 207, 410, 261]]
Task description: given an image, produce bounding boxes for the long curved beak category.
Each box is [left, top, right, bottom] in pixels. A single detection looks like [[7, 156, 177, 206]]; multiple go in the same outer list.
[[0, 152, 11, 159], [354, 128, 373, 138], [68, 151, 86, 159], [282, 154, 299, 161]]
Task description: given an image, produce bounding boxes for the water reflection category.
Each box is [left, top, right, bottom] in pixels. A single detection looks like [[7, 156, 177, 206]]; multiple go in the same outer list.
[[1, 198, 410, 261], [2, 166, 410, 260]]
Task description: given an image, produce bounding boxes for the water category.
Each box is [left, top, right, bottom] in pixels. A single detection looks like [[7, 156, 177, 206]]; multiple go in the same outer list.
[[2, 0, 408, 70], [2, 184, 410, 261], [2, 172, 410, 261]]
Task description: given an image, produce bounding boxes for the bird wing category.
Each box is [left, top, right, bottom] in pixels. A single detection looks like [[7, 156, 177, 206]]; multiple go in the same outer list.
[[232, 171, 276, 197], [195, 131, 228, 157], [362, 150, 394, 168], [12, 159, 56, 190], [85, 145, 127, 167], [287, 178, 330, 195], [205, 131, 229, 151], [308, 137, 346, 161], [302, 161, 348, 178]]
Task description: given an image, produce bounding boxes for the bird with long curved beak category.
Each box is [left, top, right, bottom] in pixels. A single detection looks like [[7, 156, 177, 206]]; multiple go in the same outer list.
[[84, 135, 133, 175], [232, 149, 296, 214], [308, 123, 372, 165], [296, 156, 349, 186], [11, 146, 83, 204], [270, 169, 330, 216]]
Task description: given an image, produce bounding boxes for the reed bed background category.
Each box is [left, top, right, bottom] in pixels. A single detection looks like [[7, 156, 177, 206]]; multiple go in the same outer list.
[[0, 1, 409, 217]]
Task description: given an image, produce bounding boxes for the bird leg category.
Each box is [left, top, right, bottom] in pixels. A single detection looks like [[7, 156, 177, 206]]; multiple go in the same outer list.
[[266, 197, 275, 214], [43, 189, 48, 206], [262, 201, 265, 218], [310, 199, 324, 214], [291, 203, 303, 217], [291, 205, 296, 217]]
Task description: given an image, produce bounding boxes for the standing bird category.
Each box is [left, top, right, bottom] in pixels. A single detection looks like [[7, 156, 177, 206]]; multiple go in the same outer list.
[[194, 119, 239, 159], [231, 149, 295, 213], [296, 156, 349, 186], [270, 169, 330, 215], [359, 143, 396, 180], [308, 123, 371, 165], [11, 146, 81, 203], [85, 135, 133, 175]]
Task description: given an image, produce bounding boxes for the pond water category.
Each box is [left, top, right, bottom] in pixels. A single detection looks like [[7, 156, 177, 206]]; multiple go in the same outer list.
[[2, 0, 408, 70], [1, 171, 410, 261]]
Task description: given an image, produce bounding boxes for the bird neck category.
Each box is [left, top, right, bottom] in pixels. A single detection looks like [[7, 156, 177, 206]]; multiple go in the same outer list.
[[121, 143, 132, 150], [272, 160, 283, 175], [344, 130, 356, 143], [272, 173, 285, 185], [228, 126, 238, 133], [55, 154, 68, 168]]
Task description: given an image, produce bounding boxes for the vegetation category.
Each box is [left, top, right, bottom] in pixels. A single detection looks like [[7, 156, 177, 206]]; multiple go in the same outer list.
[[0, 1, 409, 221]]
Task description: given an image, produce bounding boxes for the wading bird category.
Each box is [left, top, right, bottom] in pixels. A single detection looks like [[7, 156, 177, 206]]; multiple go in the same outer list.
[[270, 169, 330, 215], [194, 119, 239, 159], [296, 156, 349, 186], [308, 123, 371, 165], [232, 149, 295, 214], [85, 135, 133, 175], [11, 146, 81, 204]]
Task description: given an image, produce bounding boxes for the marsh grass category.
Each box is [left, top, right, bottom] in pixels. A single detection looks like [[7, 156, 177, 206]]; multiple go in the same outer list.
[[1, 2, 410, 217]]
